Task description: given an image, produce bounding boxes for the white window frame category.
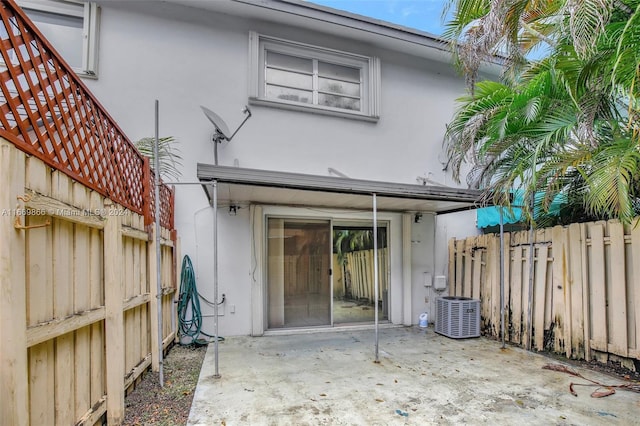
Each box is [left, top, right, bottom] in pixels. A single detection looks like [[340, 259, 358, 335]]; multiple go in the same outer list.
[[16, 0, 100, 78], [249, 32, 380, 121]]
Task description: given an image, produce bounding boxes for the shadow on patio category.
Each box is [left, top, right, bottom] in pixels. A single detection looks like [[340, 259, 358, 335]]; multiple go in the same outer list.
[[188, 327, 637, 425]]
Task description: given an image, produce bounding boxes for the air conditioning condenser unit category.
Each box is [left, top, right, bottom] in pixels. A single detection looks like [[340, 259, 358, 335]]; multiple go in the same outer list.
[[435, 296, 480, 339]]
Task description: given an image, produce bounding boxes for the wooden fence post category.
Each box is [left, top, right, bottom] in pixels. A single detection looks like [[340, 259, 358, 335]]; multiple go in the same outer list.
[[104, 199, 125, 425], [0, 140, 29, 426]]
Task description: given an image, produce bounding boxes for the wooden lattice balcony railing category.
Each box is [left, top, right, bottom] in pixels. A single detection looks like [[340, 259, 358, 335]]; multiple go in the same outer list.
[[0, 0, 174, 230]]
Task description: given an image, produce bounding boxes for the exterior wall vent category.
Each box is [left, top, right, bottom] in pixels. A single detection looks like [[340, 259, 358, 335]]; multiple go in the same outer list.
[[435, 296, 480, 339]]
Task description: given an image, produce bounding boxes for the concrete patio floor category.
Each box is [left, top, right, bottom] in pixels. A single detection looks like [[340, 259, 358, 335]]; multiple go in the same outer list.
[[188, 326, 638, 425]]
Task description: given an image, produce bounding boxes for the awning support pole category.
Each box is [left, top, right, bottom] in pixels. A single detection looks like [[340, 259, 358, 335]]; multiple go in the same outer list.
[[526, 192, 535, 350], [153, 100, 164, 387], [499, 207, 505, 349], [373, 193, 379, 363], [212, 180, 221, 379]]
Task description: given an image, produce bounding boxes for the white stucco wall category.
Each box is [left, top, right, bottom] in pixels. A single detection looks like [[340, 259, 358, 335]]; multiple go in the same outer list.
[[410, 213, 436, 324], [85, 1, 475, 335]]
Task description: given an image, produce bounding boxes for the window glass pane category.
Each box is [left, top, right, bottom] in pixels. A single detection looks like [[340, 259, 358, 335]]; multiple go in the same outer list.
[[266, 85, 312, 104], [318, 62, 360, 82], [319, 93, 361, 111], [267, 218, 331, 328], [24, 8, 83, 69], [318, 77, 360, 97], [333, 226, 388, 324], [266, 68, 312, 90], [266, 51, 312, 73]]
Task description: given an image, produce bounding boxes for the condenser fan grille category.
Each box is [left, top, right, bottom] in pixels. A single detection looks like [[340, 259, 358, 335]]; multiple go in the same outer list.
[[435, 296, 480, 339]]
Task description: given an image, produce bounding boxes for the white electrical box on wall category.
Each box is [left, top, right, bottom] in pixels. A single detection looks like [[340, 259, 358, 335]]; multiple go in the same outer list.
[[434, 275, 447, 291], [423, 272, 432, 287]]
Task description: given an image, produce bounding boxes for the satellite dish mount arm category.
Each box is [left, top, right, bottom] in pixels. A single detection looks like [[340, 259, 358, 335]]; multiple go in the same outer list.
[[226, 106, 252, 142], [202, 105, 252, 165]]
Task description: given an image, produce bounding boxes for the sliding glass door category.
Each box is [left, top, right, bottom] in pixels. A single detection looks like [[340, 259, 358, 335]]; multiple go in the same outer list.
[[267, 217, 389, 329], [267, 218, 331, 328], [332, 225, 388, 324]]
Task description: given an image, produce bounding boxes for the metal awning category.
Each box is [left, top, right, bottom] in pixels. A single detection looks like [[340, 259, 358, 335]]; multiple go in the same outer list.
[[196, 163, 488, 367], [197, 164, 485, 214]]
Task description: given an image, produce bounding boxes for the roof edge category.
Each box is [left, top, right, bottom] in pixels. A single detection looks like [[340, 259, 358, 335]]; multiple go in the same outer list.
[[197, 163, 485, 204]]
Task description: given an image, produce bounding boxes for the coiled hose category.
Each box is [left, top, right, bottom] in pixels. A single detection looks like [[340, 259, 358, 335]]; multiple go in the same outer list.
[[177, 255, 224, 345]]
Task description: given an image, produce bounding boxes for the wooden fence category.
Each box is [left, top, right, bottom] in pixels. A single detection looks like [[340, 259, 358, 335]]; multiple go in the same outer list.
[[1, 139, 178, 425], [448, 219, 640, 369], [0, 2, 178, 424], [333, 248, 389, 301]]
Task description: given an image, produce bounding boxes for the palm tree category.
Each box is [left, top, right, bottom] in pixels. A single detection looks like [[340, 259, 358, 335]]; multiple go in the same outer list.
[[443, 0, 640, 224], [333, 229, 374, 266], [134, 136, 183, 181]]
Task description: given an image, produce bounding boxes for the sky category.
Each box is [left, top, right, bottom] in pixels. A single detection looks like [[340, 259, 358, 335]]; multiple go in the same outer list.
[[306, 0, 451, 35]]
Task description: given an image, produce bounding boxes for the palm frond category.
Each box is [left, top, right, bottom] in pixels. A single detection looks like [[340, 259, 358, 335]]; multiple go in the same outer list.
[[135, 136, 183, 181], [584, 136, 640, 223], [564, 0, 614, 58]]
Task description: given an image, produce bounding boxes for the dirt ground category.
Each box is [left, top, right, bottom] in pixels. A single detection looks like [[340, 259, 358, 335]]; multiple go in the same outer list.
[[123, 344, 207, 426]]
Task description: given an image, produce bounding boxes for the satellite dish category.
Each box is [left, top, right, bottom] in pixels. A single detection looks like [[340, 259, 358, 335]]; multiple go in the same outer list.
[[200, 105, 231, 140], [200, 104, 252, 165]]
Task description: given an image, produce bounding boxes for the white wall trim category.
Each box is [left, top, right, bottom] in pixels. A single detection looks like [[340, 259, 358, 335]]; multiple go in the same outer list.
[[250, 205, 265, 336], [248, 31, 381, 120]]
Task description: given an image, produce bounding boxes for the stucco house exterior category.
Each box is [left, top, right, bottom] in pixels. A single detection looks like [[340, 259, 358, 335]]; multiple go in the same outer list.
[[18, 0, 496, 337]]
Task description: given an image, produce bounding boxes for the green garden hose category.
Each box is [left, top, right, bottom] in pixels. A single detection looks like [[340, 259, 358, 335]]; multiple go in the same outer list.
[[177, 255, 224, 345]]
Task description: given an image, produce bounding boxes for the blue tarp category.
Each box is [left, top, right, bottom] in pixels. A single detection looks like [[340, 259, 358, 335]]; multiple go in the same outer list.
[[476, 191, 565, 228]]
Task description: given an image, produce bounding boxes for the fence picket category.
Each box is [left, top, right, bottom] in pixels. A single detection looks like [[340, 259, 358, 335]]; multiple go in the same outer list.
[[608, 221, 628, 357], [104, 201, 125, 424], [511, 232, 523, 344], [455, 239, 465, 296], [472, 237, 482, 300], [503, 232, 511, 341], [632, 219, 640, 359], [366, 251, 373, 300], [533, 240, 548, 351], [588, 223, 608, 357], [0, 141, 29, 424], [489, 235, 501, 336], [463, 239, 473, 298], [568, 223, 585, 359], [551, 226, 569, 355], [522, 237, 532, 349], [448, 239, 456, 295], [29, 342, 54, 424], [542, 228, 554, 332]]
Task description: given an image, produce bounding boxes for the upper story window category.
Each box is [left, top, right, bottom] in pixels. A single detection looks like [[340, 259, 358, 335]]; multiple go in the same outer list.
[[249, 32, 380, 121], [17, 0, 100, 77]]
